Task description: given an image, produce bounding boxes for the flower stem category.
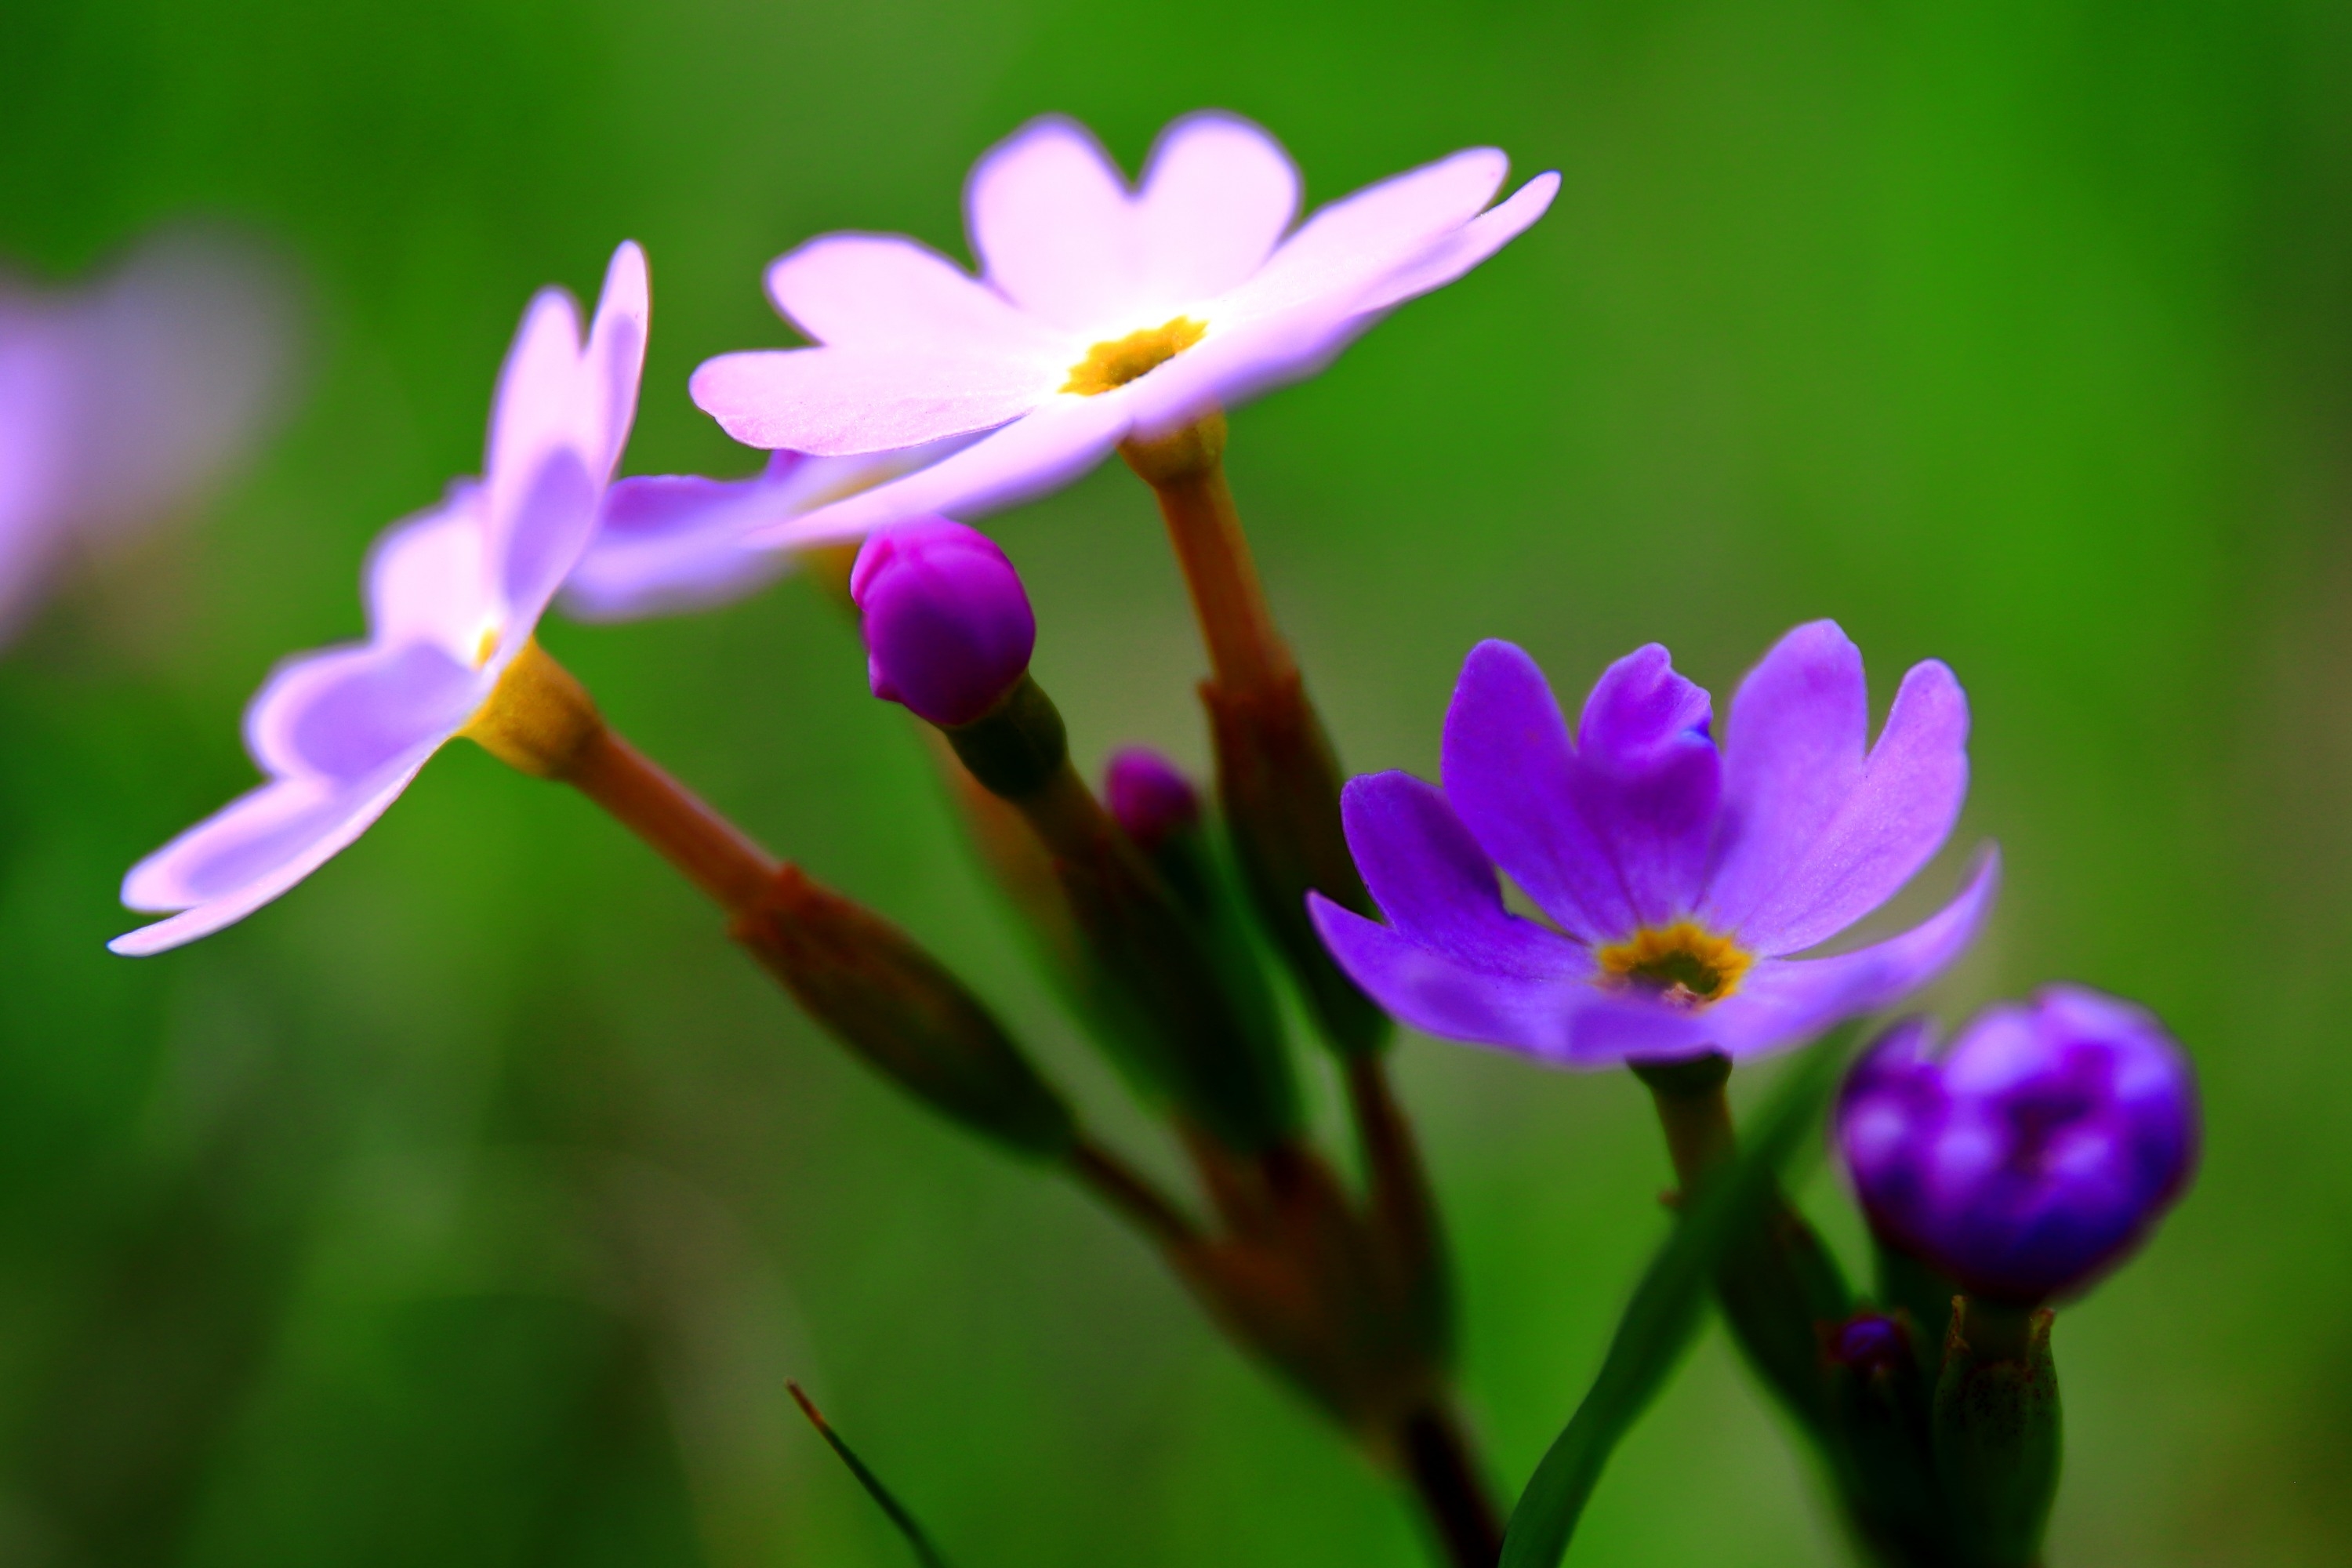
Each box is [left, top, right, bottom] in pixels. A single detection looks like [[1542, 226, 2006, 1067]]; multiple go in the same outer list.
[[1068, 1136, 1198, 1248], [1632, 1052, 1737, 1192], [562, 724, 782, 914], [1398, 1401, 1505, 1568], [1121, 412, 1294, 694], [1121, 416, 1390, 1056]]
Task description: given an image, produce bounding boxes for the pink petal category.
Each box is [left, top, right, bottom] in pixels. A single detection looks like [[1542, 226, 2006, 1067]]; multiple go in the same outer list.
[[966, 117, 1148, 332], [1136, 112, 1300, 306], [242, 637, 483, 782], [1349, 171, 1560, 314], [582, 241, 650, 477], [1216, 147, 1509, 327], [111, 757, 434, 955], [766, 234, 1067, 357], [747, 396, 1134, 547], [363, 492, 495, 659], [690, 346, 1053, 456]]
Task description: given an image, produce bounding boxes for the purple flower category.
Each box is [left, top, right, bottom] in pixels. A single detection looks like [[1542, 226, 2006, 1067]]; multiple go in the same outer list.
[[1836, 986, 2199, 1305], [688, 111, 1559, 548], [1104, 746, 1203, 850], [110, 242, 649, 956], [851, 517, 1036, 727], [560, 435, 977, 621], [0, 227, 294, 641], [1308, 622, 1998, 1067]]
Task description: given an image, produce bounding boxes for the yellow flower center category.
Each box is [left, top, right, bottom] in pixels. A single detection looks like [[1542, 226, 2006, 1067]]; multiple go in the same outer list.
[[1596, 921, 1753, 1009], [474, 627, 501, 669], [1062, 317, 1207, 396]]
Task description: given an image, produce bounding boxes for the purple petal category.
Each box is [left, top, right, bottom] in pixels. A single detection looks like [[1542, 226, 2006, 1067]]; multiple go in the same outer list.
[[1349, 172, 1561, 314], [1343, 771, 1563, 953], [1698, 848, 2001, 1059], [689, 346, 1052, 456], [243, 638, 484, 782], [111, 757, 434, 956], [1707, 644, 1971, 956], [1309, 893, 1596, 1065], [1134, 112, 1300, 306], [966, 117, 1148, 332], [766, 234, 1069, 356], [746, 396, 1135, 547], [1440, 640, 1714, 943], [1702, 621, 1869, 940]]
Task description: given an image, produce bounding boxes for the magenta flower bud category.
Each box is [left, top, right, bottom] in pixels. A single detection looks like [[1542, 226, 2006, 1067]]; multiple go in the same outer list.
[[1104, 746, 1202, 850], [851, 517, 1036, 728], [1836, 985, 2199, 1305]]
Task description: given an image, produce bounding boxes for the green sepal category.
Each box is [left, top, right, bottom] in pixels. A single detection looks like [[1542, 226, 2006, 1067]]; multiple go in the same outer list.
[[1500, 1031, 1849, 1568], [733, 869, 1076, 1159], [1933, 1302, 2060, 1568], [1824, 1317, 1947, 1566], [1715, 1189, 1854, 1439], [1876, 1240, 1962, 1356]]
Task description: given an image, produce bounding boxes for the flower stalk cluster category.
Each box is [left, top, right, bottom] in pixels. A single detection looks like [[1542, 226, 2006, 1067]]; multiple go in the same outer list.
[[88, 107, 2207, 1568]]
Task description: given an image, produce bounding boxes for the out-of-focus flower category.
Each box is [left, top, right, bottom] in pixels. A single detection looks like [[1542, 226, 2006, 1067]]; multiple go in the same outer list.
[[688, 111, 1559, 548], [561, 434, 975, 621], [0, 227, 296, 640], [111, 243, 649, 956], [1309, 622, 1998, 1067], [1837, 986, 2199, 1304], [851, 517, 1035, 727], [1104, 746, 1202, 851]]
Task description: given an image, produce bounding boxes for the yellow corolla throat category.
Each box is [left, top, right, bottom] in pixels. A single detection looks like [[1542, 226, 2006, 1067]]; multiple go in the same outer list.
[[1596, 921, 1754, 1009], [1062, 316, 1207, 396], [474, 626, 502, 669]]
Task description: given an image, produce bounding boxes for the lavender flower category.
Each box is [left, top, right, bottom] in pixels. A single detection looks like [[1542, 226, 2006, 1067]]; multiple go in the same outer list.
[[0, 227, 294, 641], [1837, 986, 2199, 1304], [1308, 622, 1998, 1067], [851, 517, 1036, 727], [687, 111, 1559, 548], [111, 242, 649, 956]]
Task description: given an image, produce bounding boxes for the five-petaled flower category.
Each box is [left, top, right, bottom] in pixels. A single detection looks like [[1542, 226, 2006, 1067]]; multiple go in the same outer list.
[[1309, 622, 1999, 1067], [685, 111, 1559, 550], [111, 242, 649, 956], [1837, 985, 2199, 1304]]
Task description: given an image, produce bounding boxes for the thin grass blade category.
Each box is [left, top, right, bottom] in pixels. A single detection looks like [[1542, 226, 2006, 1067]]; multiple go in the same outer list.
[[788, 1381, 953, 1568]]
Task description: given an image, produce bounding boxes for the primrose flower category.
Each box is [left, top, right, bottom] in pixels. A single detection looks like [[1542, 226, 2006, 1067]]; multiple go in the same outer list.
[[688, 111, 1559, 547], [111, 242, 648, 956], [1308, 622, 1998, 1067], [1837, 986, 2199, 1305], [561, 435, 974, 621], [0, 227, 293, 641]]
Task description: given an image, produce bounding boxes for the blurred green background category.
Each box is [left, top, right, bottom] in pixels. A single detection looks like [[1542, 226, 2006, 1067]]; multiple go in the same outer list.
[[2, 0, 2347, 1562]]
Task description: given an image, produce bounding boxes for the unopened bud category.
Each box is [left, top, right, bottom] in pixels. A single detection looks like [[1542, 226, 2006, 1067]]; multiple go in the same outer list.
[[1837, 986, 2199, 1305], [1103, 746, 1202, 851], [852, 517, 1035, 727], [731, 866, 1075, 1158]]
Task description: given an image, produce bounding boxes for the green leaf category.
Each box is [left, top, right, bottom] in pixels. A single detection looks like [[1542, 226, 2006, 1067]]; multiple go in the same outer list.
[[1498, 1027, 1856, 1568], [787, 1382, 953, 1568]]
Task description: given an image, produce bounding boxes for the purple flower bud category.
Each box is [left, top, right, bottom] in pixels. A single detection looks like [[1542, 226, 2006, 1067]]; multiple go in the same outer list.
[[1836, 985, 2199, 1305], [851, 517, 1035, 727], [1828, 1312, 1910, 1374], [1104, 746, 1203, 850]]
